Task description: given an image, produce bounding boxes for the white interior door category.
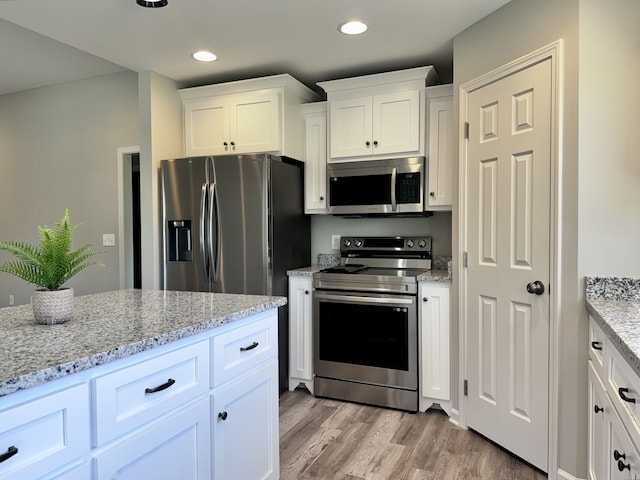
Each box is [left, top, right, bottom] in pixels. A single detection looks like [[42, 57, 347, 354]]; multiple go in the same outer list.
[[464, 57, 552, 472]]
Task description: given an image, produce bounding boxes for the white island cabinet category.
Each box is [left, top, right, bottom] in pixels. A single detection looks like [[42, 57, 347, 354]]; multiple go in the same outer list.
[[287, 275, 314, 393], [0, 290, 284, 480]]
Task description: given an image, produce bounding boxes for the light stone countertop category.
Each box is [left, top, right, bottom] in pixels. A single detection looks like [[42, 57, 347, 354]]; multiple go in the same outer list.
[[0, 289, 286, 397], [586, 276, 640, 377]]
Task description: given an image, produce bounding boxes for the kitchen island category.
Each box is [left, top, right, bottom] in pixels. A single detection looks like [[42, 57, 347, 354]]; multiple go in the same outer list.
[[0, 289, 285, 480]]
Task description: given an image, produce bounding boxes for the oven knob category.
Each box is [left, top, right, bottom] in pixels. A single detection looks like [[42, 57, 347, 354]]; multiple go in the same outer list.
[[343, 239, 351, 247], [355, 239, 362, 247], [406, 239, 414, 248], [418, 239, 426, 248]]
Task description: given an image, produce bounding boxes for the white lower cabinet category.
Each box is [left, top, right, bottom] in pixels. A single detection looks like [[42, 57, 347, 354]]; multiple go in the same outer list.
[[418, 282, 451, 413], [288, 275, 314, 393], [94, 398, 211, 479], [212, 361, 279, 480], [588, 315, 640, 480], [0, 309, 280, 480], [0, 383, 90, 480]]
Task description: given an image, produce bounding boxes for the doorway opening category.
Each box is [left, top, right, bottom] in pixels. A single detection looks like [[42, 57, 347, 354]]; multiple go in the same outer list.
[[118, 146, 142, 289]]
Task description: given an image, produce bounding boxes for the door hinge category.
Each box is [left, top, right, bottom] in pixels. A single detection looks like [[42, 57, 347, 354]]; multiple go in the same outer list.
[[464, 379, 468, 396], [463, 252, 468, 268], [464, 121, 469, 139]]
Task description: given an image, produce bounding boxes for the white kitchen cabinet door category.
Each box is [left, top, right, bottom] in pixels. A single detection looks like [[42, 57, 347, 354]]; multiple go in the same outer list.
[[588, 362, 609, 480], [94, 398, 211, 480], [184, 90, 281, 157], [419, 283, 450, 408], [609, 404, 640, 480], [303, 104, 327, 213], [372, 90, 421, 156], [426, 91, 453, 210], [212, 360, 279, 480], [329, 96, 373, 159], [288, 276, 314, 392]]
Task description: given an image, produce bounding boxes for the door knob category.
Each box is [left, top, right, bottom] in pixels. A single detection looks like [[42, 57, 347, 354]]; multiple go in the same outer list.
[[526, 281, 545, 295]]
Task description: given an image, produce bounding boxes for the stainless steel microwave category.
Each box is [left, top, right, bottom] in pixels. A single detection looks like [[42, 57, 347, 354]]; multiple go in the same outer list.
[[327, 157, 425, 215]]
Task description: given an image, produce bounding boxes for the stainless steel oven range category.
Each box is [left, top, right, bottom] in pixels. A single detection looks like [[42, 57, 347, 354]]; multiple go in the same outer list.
[[312, 235, 432, 412]]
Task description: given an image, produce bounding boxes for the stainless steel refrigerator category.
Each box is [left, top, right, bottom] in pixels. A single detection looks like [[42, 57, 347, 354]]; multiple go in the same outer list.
[[161, 153, 311, 391]]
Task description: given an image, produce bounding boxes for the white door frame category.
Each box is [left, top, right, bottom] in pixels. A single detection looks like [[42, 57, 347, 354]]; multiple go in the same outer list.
[[117, 145, 141, 290], [458, 40, 563, 477]]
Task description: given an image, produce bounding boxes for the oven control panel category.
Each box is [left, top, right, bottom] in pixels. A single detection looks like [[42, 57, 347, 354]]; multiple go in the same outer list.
[[340, 236, 432, 254]]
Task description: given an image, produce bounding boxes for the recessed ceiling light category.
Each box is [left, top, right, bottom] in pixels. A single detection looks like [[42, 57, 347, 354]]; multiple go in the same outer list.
[[338, 21, 368, 35], [192, 51, 218, 62], [136, 0, 168, 7]]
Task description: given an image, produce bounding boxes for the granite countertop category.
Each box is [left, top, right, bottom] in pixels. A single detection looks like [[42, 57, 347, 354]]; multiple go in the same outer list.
[[0, 289, 286, 397], [585, 276, 640, 376]]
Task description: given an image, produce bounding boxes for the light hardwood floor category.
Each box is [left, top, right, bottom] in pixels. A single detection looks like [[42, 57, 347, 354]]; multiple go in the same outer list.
[[279, 389, 547, 480]]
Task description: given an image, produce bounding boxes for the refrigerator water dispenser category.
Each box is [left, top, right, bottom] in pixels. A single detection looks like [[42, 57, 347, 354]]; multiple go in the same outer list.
[[167, 220, 192, 261]]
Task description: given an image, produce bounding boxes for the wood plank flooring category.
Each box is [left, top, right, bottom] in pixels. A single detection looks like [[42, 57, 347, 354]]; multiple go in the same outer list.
[[279, 389, 547, 480]]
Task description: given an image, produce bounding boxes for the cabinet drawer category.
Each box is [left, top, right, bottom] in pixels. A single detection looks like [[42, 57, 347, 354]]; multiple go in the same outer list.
[[212, 312, 277, 388], [0, 384, 89, 480], [589, 315, 607, 380], [607, 340, 640, 451], [93, 340, 209, 446]]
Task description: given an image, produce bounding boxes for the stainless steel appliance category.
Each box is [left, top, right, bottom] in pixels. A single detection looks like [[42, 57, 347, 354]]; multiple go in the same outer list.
[[327, 157, 426, 216], [161, 153, 311, 391], [313, 235, 432, 412]]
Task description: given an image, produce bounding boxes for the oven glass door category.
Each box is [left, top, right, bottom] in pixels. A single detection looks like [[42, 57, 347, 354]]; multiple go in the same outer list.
[[313, 290, 417, 389]]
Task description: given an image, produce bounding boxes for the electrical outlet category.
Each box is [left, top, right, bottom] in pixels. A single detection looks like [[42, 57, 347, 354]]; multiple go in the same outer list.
[[9, 295, 14, 306], [102, 233, 116, 247], [331, 235, 341, 250]]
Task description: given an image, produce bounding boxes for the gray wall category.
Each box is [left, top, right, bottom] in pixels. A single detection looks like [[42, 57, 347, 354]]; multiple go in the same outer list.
[[454, 0, 640, 477], [0, 71, 139, 307], [310, 212, 452, 261]]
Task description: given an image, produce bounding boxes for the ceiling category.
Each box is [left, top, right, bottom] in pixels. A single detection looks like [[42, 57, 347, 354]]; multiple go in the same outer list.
[[0, 0, 511, 97]]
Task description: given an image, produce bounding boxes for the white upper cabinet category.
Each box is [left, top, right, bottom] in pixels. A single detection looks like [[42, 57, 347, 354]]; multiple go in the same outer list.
[[180, 74, 318, 160], [318, 66, 437, 163], [301, 102, 327, 213], [426, 84, 454, 210]]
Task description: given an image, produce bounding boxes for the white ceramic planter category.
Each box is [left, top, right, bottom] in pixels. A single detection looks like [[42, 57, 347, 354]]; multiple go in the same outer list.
[[32, 288, 74, 325]]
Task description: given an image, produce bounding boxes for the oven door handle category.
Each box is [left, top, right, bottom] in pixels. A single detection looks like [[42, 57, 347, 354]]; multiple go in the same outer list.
[[314, 292, 414, 305]]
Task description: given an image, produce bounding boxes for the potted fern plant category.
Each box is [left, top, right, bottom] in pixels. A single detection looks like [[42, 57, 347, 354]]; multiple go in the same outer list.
[[0, 209, 104, 324]]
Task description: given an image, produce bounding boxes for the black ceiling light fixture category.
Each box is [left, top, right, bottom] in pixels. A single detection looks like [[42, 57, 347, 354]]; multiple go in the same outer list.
[[136, 0, 168, 7]]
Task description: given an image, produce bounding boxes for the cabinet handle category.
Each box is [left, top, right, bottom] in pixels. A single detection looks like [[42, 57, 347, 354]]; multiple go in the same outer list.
[[230, 141, 236, 147], [0, 446, 18, 464], [320, 196, 324, 201], [619, 387, 636, 403], [240, 341, 259, 352], [618, 459, 631, 472], [373, 140, 378, 147], [223, 142, 228, 147], [430, 191, 436, 197], [365, 141, 371, 147], [218, 411, 228, 421], [614, 450, 627, 461], [591, 341, 603, 351], [422, 297, 428, 302], [594, 405, 604, 413], [304, 290, 309, 295], [145, 378, 176, 394]]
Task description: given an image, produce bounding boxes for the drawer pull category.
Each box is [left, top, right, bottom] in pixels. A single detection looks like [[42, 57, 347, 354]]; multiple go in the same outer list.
[[218, 411, 228, 421], [614, 450, 626, 461], [594, 405, 604, 413], [591, 341, 603, 351], [0, 446, 18, 463], [240, 341, 259, 352], [618, 387, 636, 403], [618, 459, 631, 472], [145, 378, 176, 394]]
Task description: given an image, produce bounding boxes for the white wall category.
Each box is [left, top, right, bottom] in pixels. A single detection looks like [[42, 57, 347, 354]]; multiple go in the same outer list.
[[310, 212, 452, 262], [454, 0, 581, 476], [0, 71, 139, 306]]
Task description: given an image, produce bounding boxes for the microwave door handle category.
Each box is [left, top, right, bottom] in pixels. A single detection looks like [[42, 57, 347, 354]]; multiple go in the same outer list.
[[391, 167, 397, 211]]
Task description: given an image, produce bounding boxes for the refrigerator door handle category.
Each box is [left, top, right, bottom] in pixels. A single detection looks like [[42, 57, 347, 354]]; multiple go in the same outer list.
[[209, 182, 221, 282], [200, 183, 210, 282]]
